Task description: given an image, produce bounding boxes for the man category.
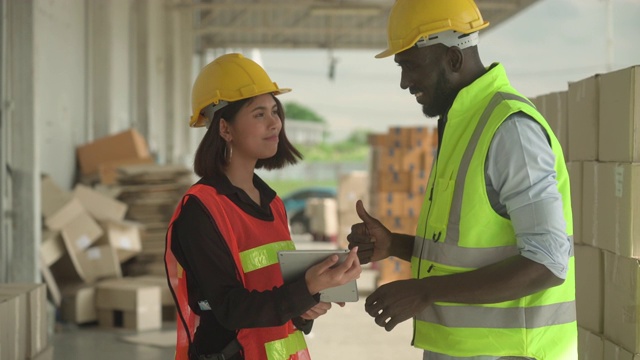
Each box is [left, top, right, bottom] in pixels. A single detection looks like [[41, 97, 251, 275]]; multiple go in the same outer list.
[[347, 1, 577, 359]]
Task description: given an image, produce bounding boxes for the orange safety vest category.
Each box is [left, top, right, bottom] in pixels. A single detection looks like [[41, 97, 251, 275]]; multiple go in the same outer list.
[[165, 183, 311, 360]]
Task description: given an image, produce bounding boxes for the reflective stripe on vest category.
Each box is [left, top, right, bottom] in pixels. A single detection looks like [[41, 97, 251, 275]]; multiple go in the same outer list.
[[412, 234, 574, 270], [416, 300, 576, 328], [240, 241, 296, 273], [265, 330, 307, 360], [447, 92, 530, 245]]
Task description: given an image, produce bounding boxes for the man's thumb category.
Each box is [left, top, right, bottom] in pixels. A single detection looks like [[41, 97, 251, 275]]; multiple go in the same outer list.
[[356, 200, 374, 223]]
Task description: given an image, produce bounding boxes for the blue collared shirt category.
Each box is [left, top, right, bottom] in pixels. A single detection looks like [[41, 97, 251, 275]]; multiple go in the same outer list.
[[485, 112, 571, 279]]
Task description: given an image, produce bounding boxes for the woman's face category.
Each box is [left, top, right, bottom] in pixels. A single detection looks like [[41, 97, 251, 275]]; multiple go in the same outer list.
[[222, 93, 282, 163]]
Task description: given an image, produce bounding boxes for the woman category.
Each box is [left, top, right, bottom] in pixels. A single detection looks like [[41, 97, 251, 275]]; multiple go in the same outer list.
[[165, 53, 361, 360]]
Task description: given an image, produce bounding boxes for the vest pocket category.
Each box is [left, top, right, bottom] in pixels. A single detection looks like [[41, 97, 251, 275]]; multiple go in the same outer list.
[[427, 177, 455, 241]]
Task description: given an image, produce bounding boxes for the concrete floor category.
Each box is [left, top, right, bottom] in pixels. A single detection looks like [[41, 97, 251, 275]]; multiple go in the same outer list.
[[51, 296, 423, 360], [51, 272, 423, 360]]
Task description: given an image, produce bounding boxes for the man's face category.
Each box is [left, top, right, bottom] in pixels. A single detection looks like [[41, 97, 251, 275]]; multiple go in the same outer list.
[[394, 44, 457, 118]]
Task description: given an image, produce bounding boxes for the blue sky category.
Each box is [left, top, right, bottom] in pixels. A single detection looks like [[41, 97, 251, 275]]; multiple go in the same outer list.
[[259, 0, 640, 141]]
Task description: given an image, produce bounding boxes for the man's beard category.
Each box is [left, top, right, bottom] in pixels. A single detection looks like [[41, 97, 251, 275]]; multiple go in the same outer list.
[[422, 67, 457, 118]]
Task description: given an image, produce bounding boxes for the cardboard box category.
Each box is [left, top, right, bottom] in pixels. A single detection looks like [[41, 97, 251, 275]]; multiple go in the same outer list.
[[404, 192, 423, 218], [377, 147, 404, 173], [378, 216, 418, 235], [568, 75, 600, 161], [60, 211, 103, 255], [410, 169, 429, 195], [582, 162, 599, 247], [408, 126, 433, 150], [98, 157, 155, 185], [305, 198, 338, 236], [567, 162, 583, 244], [78, 245, 123, 283], [40, 253, 61, 307], [40, 175, 72, 219], [578, 327, 604, 360], [76, 128, 150, 175], [387, 127, 412, 148], [377, 170, 411, 192], [40, 231, 65, 267], [575, 245, 603, 333], [367, 133, 387, 148], [596, 163, 640, 257], [539, 91, 570, 159], [129, 276, 172, 306], [376, 257, 412, 287], [73, 184, 127, 222], [0, 292, 27, 360], [97, 220, 142, 263], [376, 192, 405, 218], [49, 252, 84, 287], [337, 171, 369, 212], [61, 284, 97, 324], [43, 198, 85, 231], [598, 66, 640, 162], [0, 284, 48, 357], [95, 281, 161, 331], [604, 251, 640, 353], [103, 276, 175, 321], [402, 147, 427, 172]]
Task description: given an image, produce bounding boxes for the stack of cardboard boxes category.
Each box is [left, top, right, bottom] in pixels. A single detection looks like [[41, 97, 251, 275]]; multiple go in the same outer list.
[[112, 164, 192, 277], [336, 171, 369, 250], [533, 65, 640, 359], [34, 129, 188, 333], [40, 175, 173, 331], [367, 126, 437, 286], [305, 197, 339, 242]]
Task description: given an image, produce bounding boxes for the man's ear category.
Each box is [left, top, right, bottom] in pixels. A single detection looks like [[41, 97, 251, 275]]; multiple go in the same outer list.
[[447, 47, 464, 73]]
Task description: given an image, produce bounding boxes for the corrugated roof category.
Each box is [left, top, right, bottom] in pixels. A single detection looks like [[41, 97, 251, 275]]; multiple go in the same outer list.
[[182, 0, 539, 52]]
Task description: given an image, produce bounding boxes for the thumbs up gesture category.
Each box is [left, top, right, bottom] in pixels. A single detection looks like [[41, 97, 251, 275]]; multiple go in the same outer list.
[[346, 200, 392, 264]]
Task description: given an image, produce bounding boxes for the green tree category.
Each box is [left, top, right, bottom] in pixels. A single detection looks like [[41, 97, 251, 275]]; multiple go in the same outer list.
[[283, 102, 325, 123]]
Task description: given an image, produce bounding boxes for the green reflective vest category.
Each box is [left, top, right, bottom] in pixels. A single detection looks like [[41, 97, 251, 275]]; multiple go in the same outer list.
[[411, 63, 577, 360]]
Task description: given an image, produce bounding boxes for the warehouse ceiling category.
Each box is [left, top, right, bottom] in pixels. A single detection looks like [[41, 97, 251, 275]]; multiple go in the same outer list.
[[184, 0, 540, 52]]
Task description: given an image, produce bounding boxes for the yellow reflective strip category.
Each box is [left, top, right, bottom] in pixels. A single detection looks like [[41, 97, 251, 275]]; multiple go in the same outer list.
[[416, 300, 576, 328], [265, 330, 307, 360], [177, 263, 184, 278], [239, 241, 295, 273], [415, 319, 577, 359]]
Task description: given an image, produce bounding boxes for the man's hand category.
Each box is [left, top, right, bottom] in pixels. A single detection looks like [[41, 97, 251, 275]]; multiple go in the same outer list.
[[364, 279, 431, 331], [347, 200, 393, 264]]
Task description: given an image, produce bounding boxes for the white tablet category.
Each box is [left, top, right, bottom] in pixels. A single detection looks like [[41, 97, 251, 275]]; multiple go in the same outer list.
[[277, 249, 359, 302]]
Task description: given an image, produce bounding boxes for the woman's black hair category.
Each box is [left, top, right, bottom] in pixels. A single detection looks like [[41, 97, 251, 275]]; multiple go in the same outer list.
[[193, 94, 303, 179]]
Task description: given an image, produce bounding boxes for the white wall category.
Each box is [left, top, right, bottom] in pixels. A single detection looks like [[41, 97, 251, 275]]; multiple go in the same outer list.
[[89, 0, 135, 139], [35, 0, 87, 189]]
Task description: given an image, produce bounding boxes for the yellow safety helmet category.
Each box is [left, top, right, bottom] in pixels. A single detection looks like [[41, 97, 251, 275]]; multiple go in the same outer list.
[[375, 0, 490, 59], [189, 53, 291, 128]]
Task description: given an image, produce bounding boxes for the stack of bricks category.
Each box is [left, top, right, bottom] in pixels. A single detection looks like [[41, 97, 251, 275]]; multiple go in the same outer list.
[[368, 126, 437, 287], [532, 65, 640, 359]]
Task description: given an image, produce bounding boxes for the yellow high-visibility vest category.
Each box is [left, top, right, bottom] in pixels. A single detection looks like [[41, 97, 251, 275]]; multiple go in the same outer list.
[[412, 63, 577, 360]]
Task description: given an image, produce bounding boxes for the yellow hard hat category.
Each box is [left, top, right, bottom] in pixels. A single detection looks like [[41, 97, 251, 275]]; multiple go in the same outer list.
[[190, 53, 291, 127], [375, 0, 490, 59]]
